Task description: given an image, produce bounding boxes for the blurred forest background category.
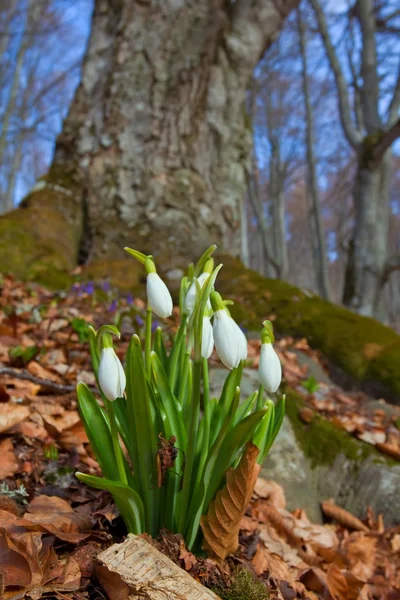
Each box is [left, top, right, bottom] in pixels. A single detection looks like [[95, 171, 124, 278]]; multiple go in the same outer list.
[[0, 0, 399, 327]]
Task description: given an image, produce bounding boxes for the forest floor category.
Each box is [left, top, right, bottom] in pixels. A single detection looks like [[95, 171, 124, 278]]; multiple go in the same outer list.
[[0, 275, 400, 600]]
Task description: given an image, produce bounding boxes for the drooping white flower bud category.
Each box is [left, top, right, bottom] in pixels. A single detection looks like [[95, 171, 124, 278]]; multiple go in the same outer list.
[[201, 316, 214, 359], [237, 324, 248, 362], [258, 321, 281, 392], [146, 272, 173, 318], [212, 309, 244, 370], [184, 272, 210, 314], [258, 343, 282, 393], [98, 347, 126, 401]]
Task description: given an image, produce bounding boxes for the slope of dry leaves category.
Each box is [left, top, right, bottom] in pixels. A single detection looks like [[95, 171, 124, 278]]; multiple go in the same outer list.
[[0, 275, 399, 600]]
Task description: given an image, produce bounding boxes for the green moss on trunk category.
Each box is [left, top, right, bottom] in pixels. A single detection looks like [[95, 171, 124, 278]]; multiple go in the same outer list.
[[0, 187, 82, 289], [217, 255, 400, 400]]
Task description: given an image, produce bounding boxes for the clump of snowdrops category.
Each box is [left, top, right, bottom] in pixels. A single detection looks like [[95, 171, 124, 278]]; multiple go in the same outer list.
[[76, 245, 284, 550]]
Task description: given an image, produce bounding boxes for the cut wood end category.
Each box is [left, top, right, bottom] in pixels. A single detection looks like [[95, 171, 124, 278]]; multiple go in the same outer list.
[[97, 534, 221, 600]]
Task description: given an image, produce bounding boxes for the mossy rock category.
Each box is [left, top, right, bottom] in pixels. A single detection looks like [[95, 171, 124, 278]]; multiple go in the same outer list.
[[0, 187, 81, 290], [265, 388, 400, 525], [285, 389, 386, 468], [216, 255, 400, 402]]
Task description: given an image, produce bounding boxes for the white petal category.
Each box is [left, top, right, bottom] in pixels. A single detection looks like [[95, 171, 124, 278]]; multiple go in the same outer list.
[[212, 310, 241, 370], [147, 273, 173, 318], [234, 322, 248, 361], [184, 278, 198, 313], [201, 316, 214, 359], [258, 343, 282, 393], [197, 272, 209, 286], [99, 348, 126, 401]]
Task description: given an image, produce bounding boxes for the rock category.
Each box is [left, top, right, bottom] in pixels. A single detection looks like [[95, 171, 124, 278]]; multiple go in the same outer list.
[[262, 417, 323, 523]]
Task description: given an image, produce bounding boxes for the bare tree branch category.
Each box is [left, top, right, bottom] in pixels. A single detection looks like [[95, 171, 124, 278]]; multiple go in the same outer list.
[[372, 118, 400, 164], [357, 0, 381, 133], [381, 253, 400, 285], [309, 0, 363, 149], [387, 62, 400, 127]]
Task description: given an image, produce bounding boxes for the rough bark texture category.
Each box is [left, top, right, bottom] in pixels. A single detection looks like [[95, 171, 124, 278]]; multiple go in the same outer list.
[[343, 149, 392, 317], [96, 534, 220, 600], [46, 0, 298, 267]]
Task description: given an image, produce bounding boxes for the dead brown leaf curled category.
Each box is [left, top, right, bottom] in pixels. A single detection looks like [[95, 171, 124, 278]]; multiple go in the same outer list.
[[201, 442, 261, 560]]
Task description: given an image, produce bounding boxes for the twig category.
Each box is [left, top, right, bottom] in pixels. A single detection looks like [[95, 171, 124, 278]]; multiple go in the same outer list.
[[0, 367, 96, 394]]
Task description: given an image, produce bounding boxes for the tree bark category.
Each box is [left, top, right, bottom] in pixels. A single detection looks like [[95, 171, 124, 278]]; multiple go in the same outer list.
[[45, 0, 298, 268], [311, 0, 400, 318], [342, 149, 391, 317], [298, 8, 331, 301]]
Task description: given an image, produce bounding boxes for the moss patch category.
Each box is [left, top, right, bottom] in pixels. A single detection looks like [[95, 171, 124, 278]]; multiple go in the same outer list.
[[0, 188, 81, 289], [212, 567, 269, 600], [285, 388, 393, 469], [217, 255, 400, 401]]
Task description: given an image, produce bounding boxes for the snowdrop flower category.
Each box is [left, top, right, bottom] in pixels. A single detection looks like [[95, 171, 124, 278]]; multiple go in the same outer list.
[[213, 310, 246, 369], [98, 347, 126, 401], [258, 321, 281, 393], [146, 272, 173, 318], [201, 316, 214, 359], [184, 268, 212, 314]]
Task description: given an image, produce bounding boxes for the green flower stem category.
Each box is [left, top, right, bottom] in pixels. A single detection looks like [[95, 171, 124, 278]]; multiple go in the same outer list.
[[256, 383, 264, 411], [169, 314, 187, 390], [192, 359, 210, 492], [178, 352, 190, 406], [178, 358, 201, 533], [202, 357, 211, 450], [105, 398, 128, 485], [145, 306, 152, 379]]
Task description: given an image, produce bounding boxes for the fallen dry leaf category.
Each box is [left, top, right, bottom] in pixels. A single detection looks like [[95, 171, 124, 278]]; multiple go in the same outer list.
[[0, 403, 30, 433], [321, 500, 369, 532], [326, 562, 365, 600], [201, 442, 261, 560], [253, 478, 286, 509], [0, 437, 19, 478]]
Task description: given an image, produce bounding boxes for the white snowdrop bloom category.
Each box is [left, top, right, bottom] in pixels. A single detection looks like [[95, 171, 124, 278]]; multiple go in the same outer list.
[[258, 343, 282, 393], [212, 310, 244, 370], [236, 324, 248, 361], [146, 272, 173, 318], [201, 316, 214, 359], [184, 272, 211, 314], [98, 347, 126, 401]]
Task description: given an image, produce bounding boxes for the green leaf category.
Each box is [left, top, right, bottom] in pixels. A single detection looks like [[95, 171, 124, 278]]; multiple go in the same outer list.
[[125, 334, 159, 535], [210, 365, 243, 445], [88, 326, 100, 378], [153, 327, 168, 372], [124, 247, 147, 264], [151, 353, 187, 449], [205, 408, 267, 508], [232, 391, 258, 427], [76, 382, 118, 480], [185, 386, 241, 547], [193, 245, 217, 277], [75, 473, 144, 534]]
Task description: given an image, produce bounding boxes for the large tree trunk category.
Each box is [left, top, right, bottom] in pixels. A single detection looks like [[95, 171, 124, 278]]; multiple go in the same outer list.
[[47, 0, 298, 266], [343, 149, 391, 317]]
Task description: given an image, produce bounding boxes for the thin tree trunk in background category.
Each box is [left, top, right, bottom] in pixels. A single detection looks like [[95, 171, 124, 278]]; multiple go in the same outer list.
[[240, 193, 250, 268], [46, 0, 298, 267], [310, 0, 400, 318], [298, 8, 331, 301], [0, 0, 38, 172], [269, 146, 288, 280]]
